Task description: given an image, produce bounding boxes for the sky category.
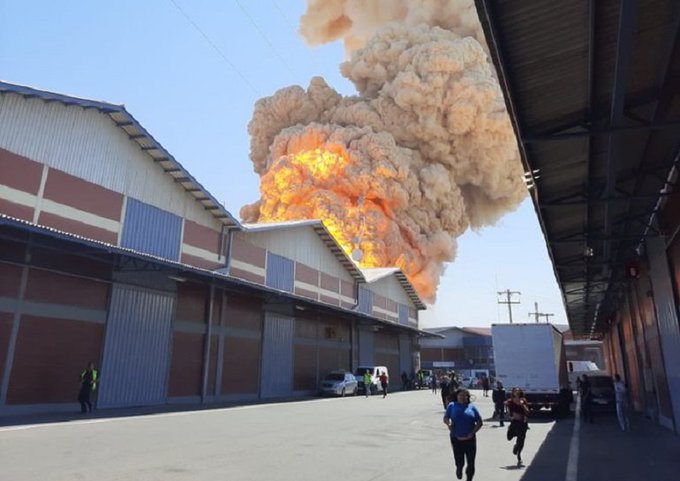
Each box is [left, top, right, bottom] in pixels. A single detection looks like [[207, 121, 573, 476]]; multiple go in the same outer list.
[[0, 0, 568, 328]]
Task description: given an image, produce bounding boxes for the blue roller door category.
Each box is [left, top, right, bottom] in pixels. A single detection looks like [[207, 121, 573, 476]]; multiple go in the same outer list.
[[260, 312, 294, 398], [97, 285, 175, 408]]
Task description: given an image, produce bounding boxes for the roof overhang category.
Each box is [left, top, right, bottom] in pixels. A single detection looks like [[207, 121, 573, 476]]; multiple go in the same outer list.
[[475, 0, 680, 337], [0, 214, 425, 337]]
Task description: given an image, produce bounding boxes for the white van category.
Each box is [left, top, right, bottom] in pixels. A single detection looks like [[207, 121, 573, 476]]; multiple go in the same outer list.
[[355, 366, 389, 395], [567, 360, 601, 388]]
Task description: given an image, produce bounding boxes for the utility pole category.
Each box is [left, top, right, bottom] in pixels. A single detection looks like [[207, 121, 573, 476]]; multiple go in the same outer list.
[[539, 312, 555, 323], [529, 302, 541, 323], [497, 289, 521, 323]]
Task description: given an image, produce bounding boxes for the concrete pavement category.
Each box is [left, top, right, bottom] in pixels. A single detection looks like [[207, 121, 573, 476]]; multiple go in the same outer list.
[[0, 389, 677, 480]]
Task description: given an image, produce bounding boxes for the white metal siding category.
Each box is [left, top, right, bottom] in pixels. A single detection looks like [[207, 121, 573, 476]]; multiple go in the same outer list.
[[261, 312, 294, 398], [243, 228, 354, 282], [0, 93, 220, 229], [98, 285, 175, 408], [365, 276, 412, 307]]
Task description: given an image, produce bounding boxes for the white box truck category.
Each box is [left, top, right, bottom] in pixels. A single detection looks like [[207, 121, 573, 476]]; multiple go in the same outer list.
[[492, 323, 571, 416]]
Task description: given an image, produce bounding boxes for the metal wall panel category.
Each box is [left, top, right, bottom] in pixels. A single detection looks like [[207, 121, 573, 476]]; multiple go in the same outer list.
[[245, 228, 354, 282], [265, 252, 294, 292], [398, 304, 409, 325], [358, 329, 374, 365], [121, 198, 182, 260], [357, 286, 373, 314], [646, 237, 680, 432], [399, 336, 412, 376], [0, 92, 220, 229], [260, 312, 294, 398], [98, 285, 175, 408], [365, 276, 411, 306]]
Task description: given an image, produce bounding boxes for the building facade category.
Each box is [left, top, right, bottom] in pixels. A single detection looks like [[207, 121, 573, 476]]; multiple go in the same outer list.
[[0, 82, 427, 414], [419, 326, 494, 376]]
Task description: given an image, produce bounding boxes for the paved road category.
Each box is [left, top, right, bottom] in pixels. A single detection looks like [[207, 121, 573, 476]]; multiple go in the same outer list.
[[0, 389, 567, 481]]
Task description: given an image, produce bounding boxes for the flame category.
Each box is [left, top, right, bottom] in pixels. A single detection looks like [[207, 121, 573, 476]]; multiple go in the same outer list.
[[243, 9, 528, 302], [258, 145, 387, 270]]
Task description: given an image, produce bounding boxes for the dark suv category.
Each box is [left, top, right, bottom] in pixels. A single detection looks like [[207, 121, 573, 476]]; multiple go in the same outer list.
[[587, 375, 616, 413]]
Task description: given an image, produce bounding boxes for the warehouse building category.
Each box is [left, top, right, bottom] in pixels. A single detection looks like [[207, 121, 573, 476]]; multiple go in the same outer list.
[[0, 81, 426, 415]]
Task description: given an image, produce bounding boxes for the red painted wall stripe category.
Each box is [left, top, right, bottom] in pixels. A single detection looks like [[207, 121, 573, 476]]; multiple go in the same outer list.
[[294, 286, 318, 300], [0, 198, 34, 222], [43, 169, 123, 220], [6, 315, 104, 404], [0, 148, 42, 194], [24, 269, 109, 310], [182, 220, 222, 254], [38, 212, 118, 244], [231, 237, 266, 268], [373, 294, 387, 309], [320, 273, 339, 292], [320, 294, 340, 306], [180, 252, 223, 271], [230, 267, 265, 285], [341, 280, 354, 297], [295, 262, 318, 284]]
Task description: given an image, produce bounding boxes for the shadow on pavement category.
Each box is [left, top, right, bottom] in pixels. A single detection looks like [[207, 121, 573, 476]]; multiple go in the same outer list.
[[503, 410, 680, 481]]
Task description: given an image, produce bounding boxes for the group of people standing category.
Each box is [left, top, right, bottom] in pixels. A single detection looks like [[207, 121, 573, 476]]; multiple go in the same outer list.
[[443, 383, 530, 481]]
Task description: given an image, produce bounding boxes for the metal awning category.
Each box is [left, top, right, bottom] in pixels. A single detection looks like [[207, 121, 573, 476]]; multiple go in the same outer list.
[[475, 0, 680, 336]]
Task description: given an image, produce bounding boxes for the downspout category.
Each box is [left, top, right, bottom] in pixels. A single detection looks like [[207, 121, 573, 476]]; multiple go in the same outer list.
[[223, 226, 236, 275], [201, 284, 215, 403]]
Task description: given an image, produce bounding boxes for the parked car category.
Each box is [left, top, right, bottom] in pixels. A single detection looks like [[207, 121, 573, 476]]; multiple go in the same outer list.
[[587, 374, 616, 413], [319, 371, 358, 397]]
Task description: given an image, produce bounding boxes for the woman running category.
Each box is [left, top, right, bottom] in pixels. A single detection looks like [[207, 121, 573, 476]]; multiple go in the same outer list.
[[505, 387, 530, 466], [443, 388, 483, 481]]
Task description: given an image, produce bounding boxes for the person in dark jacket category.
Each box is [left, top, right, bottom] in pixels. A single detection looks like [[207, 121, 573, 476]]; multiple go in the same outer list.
[[78, 361, 98, 413], [481, 376, 490, 397], [492, 382, 506, 426], [580, 374, 594, 423], [440, 376, 451, 409]]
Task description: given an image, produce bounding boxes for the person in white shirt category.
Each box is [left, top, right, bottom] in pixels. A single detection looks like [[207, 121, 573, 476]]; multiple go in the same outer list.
[[613, 374, 630, 432]]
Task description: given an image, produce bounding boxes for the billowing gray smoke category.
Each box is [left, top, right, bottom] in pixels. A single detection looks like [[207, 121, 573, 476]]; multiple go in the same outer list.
[[241, 0, 526, 301]]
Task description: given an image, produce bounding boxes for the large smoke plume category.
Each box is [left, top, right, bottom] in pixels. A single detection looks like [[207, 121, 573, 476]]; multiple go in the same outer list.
[[241, 0, 526, 302]]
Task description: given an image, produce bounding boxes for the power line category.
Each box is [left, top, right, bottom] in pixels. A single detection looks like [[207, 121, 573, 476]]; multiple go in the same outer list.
[[270, 0, 322, 71], [234, 0, 297, 79], [168, 0, 261, 96]]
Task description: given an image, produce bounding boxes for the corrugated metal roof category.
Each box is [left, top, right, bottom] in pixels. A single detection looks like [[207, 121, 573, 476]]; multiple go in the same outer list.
[[0, 80, 241, 229], [476, 0, 680, 336]]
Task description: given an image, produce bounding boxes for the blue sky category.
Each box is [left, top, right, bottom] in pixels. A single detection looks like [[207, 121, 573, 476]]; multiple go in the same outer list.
[[0, 0, 567, 328]]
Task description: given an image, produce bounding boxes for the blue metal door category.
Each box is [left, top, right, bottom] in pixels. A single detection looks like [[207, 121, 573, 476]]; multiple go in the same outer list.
[[260, 312, 294, 398], [98, 285, 175, 408]]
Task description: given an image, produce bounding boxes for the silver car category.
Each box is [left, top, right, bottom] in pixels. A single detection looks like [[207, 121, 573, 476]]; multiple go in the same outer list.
[[319, 371, 358, 397]]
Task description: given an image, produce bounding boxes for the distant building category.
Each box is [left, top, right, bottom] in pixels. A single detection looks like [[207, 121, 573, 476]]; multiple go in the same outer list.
[[419, 326, 494, 375]]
